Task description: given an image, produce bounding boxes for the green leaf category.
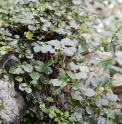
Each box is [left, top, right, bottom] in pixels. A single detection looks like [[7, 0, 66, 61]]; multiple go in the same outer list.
[[30, 80, 38, 85], [46, 40, 61, 47], [90, 76, 100, 87], [22, 64, 33, 72], [71, 91, 82, 100], [25, 49, 33, 59], [24, 31, 33, 39], [25, 87, 32, 94], [62, 47, 76, 56], [9, 55, 19, 62], [74, 72, 88, 79], [61, 37, 76, 46], [51, 87, 62, 95], [72, 83, 86, 91], [58, 68, 68, 80], [40, 74, 49, 84], [54, 108, 60, 114], [97, 116, 105, 124], [39, 103, 45, 108], [15, 76, 23, 82], [37, 85, 42, 90], [32, 60, 44, 72], [54, 118, 62, 123], [9, 66, 24, 74], [49, 110, 56, 118], [44, 67, 53, 75], [40, 103, 49, 113], [29, 71, 40, 80], [29, 106, 37, 113], [83, 88, 95, 97], [41, 45, 55, 53], [49, 79, 66, 87], [46, 97, 54, 102], [101, 99, 109, 106], [106, 93, 118, 102], [42, 59, 54, 72], [19, 83, 28, 91], [64, 111, 69, 117], [28, 25, 38, 31], [69, 62, 79, 71], [33, 44, 42, 53], [86, 106, 94, 114]]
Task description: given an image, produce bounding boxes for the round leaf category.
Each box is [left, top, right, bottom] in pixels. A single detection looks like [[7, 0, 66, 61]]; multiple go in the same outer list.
[[84, 88, 95, 97]]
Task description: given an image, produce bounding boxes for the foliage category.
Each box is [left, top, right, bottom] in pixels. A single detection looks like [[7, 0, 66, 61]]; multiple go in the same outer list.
[[0, 0, 122, 123]]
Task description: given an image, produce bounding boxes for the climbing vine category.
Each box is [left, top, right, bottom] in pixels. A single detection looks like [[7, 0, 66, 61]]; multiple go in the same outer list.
[[0, 0, 122, 123]]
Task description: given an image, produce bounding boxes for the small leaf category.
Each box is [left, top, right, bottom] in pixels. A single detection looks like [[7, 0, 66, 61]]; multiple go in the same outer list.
[[61, 37, 75, 46], [74, 72, 88, 79], [86, 106, 94, 114], [25, 49, 33, 59], [49, 110, 56, 118], [71, 91, 82, 100], [46, 97, 54, 102], [44, 67, 53, 75], [69, 62, 79, 71], [40, 103, 49, 113], [70, 20, 78, 28], [33, 44, 42, 53], [37, 85, 42, 90], [41, 45, 55, 53], [42, 59, 54, 72], [54, 118, 61, 123], [106, 93, 118, 102], [84, 88, 95, 97], [101, 99, 109, 106], [29, 106, 37, 113], [29, 71, 40, 80], [30, 80, 38, 85], [62, 47, 76, 56], [54, 108, 60, 113], [32, 60, 44, 72], [40, 74, 49, 84], [24, 31, 33, 39], [19, 83, 28, 91], [64, 111, 69, 117], [97, 116, 105, 124], [28, 25, 37, 31], [25, 87, 32, 94], [49, 79, 63, 86], [46, 40, 61, 47], [9, 55, 19, 62], [22, 64, 33, 72], [15, 76, 23, 82], [9, 66, 24, 74]]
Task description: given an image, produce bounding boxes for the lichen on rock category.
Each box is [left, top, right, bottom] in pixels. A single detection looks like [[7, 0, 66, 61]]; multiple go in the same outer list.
[[0, 80, 27, 124]]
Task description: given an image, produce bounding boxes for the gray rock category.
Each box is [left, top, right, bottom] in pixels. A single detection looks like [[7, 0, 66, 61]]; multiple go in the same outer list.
[[0, 80, 27, 124]]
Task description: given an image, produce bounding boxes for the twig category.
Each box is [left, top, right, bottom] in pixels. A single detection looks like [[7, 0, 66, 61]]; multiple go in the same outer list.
[[2, 58, 11, 70]]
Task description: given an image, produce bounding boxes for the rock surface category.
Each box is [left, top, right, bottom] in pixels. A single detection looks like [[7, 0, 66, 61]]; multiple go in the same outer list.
[[0, 80, 27, 124]]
